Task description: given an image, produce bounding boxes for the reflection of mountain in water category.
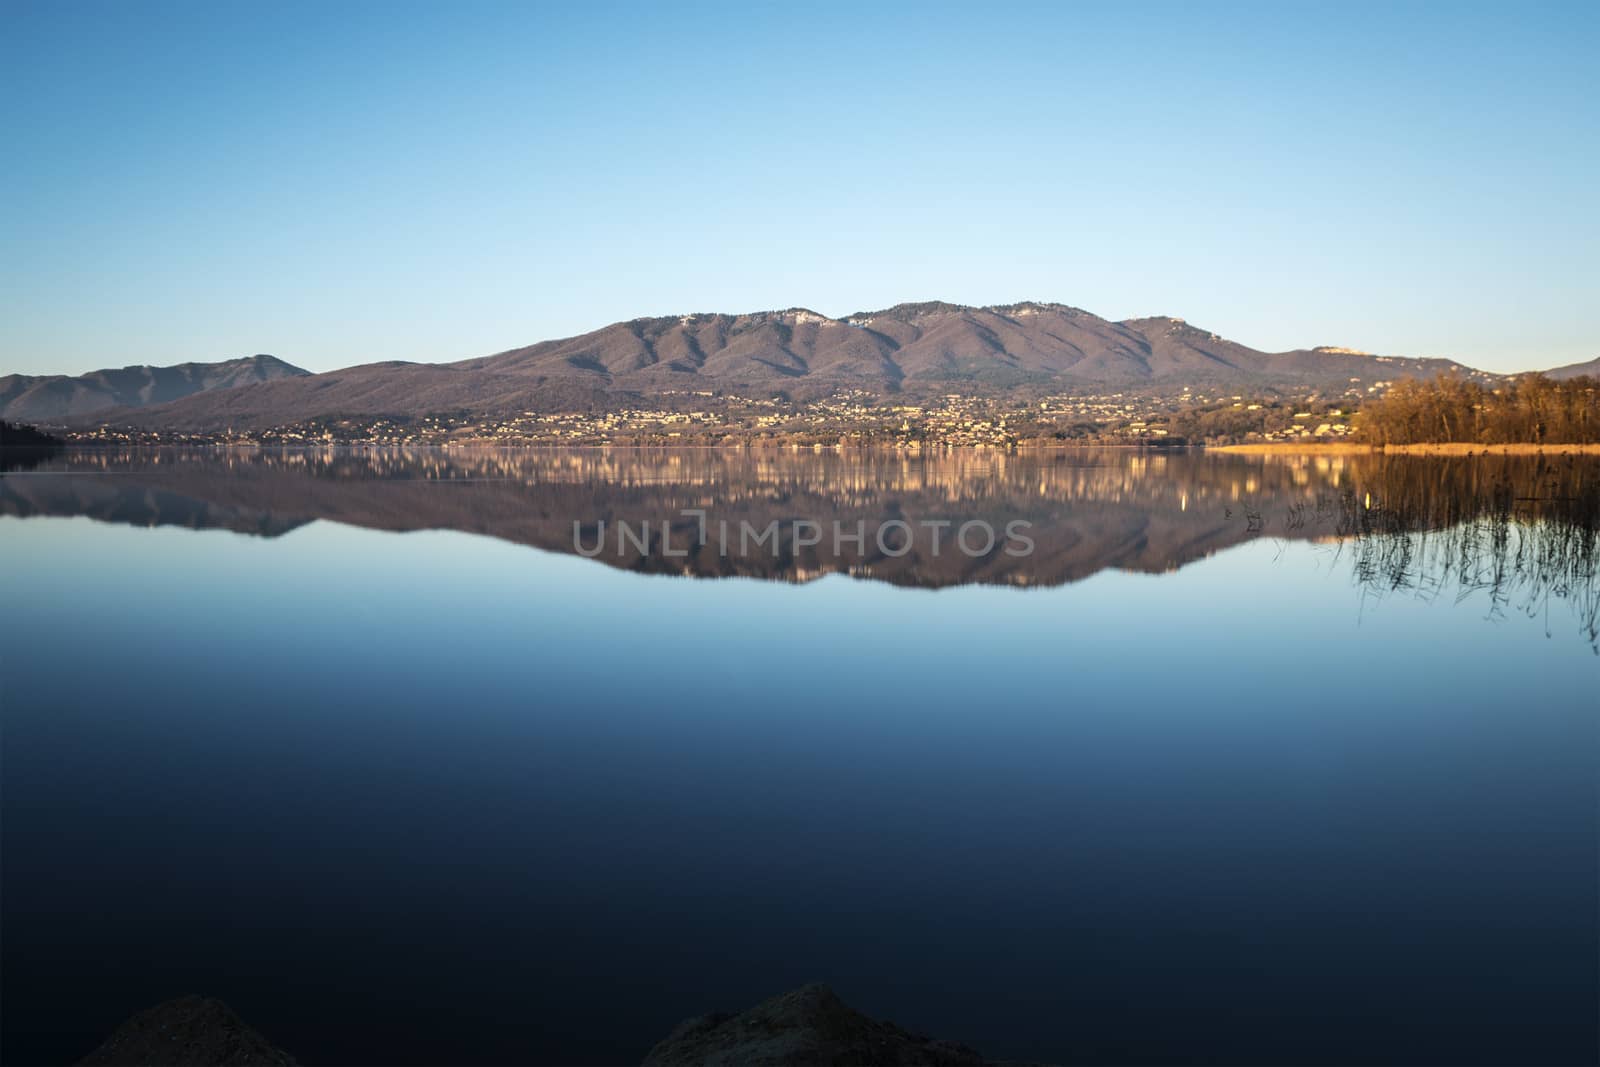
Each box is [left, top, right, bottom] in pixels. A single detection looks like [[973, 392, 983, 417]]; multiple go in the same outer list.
[[1, 447, 1338, 585], [3, 447, 1597, 635]]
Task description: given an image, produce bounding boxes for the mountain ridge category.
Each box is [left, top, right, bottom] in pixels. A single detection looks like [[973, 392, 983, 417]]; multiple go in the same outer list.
[[0, 354, 307, 422], [1546, 356, 1600, 380], [6, 302, 1585, 432], [448, 300, 1481, 391]]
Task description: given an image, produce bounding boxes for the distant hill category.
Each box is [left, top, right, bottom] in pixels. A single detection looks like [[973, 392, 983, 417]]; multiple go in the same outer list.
[[25, 304, 1500, 431], [1545, 356, 1600, 380], [101, 361, 626, 432], [0, 354, 307, 422]]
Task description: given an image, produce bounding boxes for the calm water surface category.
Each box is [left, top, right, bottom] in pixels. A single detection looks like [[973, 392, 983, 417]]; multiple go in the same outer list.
[[2, 447, 1596, 1066]]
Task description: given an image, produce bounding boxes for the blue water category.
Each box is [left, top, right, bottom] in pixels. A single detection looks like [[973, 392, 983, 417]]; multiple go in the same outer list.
[[2, 453, 1596, 1066]]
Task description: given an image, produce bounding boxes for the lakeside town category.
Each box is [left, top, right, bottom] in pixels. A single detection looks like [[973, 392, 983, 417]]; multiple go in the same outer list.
[[60, 387, 1364, 448], [45, 369, 1600, 452]]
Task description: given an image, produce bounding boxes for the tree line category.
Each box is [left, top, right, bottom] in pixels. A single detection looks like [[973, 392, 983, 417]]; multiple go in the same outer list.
[[0, 420, 65, 447], [1357, 373, 1600, 445]]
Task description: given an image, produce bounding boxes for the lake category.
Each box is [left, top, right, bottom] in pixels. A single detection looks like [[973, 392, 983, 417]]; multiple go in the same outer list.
[[2, 446, 1596, 1066]]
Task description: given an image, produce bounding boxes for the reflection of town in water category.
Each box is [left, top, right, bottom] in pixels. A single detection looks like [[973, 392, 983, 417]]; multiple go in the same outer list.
[[4, 446, 1597, 648]]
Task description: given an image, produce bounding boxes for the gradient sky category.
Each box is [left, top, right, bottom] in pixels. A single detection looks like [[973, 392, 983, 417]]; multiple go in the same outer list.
[[3, 0, 1596, 377]]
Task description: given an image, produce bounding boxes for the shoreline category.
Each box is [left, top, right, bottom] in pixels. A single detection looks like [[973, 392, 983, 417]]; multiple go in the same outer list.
[[1209, 442, 1600, 456], [23, 438, 1600, 455]]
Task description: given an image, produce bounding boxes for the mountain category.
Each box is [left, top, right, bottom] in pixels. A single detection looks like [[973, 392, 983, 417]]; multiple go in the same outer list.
[[456, 301, 1474, 391], [0, 354, 308, 422], [1545, 356, 1600, 380], [33, 304, 1489, 431], [87, 360, 623, 432]]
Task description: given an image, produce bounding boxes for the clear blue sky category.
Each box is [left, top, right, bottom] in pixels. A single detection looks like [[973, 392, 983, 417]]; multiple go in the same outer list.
[[3, 0, 1595, 377]]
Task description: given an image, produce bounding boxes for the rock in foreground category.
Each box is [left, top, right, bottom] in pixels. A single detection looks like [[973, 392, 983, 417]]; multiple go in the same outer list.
[[76, 985, 1021, 1065], [78, 995, 295, 1066], [642, 983, 991, 1066]]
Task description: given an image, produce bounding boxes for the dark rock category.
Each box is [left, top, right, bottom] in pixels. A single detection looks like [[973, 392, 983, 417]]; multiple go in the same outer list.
[[641, 983, 990, 1066], [77, 995, 295, 1066]]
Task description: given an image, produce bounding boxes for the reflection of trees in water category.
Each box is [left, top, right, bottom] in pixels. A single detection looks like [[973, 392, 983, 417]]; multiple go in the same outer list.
[[0, 444, 62, 473], [1325, 456, 1600, 652]]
